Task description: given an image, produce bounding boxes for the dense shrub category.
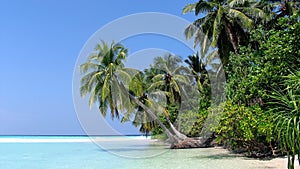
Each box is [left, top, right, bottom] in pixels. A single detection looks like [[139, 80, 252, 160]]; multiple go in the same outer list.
[[215, 100, 274, 155]]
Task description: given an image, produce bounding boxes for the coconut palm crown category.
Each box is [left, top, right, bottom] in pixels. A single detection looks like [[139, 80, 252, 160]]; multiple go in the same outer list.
[[80, 40, 129, 119]]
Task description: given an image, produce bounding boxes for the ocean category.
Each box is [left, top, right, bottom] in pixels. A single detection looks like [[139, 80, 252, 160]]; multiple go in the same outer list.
[[0, 136, 277, 169]]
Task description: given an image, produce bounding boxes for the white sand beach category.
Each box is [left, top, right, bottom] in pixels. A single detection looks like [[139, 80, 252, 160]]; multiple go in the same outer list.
[[258, 156, 300, 169]]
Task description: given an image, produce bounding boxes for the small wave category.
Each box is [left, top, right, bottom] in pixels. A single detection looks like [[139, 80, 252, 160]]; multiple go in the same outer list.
[[0, 138, 92, 143], [0, 136, 151, 143]]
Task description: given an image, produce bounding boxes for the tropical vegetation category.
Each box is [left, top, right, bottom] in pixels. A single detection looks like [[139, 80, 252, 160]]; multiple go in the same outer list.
[[80, 0, 300, 168]]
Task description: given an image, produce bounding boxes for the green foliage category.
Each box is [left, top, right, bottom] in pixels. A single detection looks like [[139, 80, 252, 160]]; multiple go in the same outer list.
[[80, 8, 300, 167], [215, 100, 273, 153], [268, 71, 300, 169], [183, 0, 269, 63], [174, 109, 208, 137], [226, 13, 300, 107], [80, 41, 131, 119], [183, 1, 299, 168], [217, 12, 300, 163]]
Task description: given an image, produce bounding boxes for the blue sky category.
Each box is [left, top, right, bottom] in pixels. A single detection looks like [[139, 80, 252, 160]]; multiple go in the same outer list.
[[0, 0, 199, 135]]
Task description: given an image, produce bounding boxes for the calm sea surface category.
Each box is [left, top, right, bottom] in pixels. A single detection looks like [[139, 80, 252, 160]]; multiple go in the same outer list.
[[0, 136, 273, 169]]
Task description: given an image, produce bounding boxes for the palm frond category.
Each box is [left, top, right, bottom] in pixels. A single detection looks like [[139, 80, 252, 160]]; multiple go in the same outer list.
[[115, 68, 133, 89], [173, 66, 191, 75], [228, 9, 253, 29], [129, 74, 144, 97], [148, 80, 165, 92], [173, 75, 190, 85], [206, 50, 219, 65], [151, 74, 165, 82], [242, 7, 267, 21], [88, 82, 102, 108], [145, 98, 168, 117], [80, 62, 99, 74], [201, 31, 210, 56], [184, 24, 197, 40], [195, 1, 217, 15], [182, 3, 197, 14], [228, 0, 256, 7], [194, 13, 216, 47], [101, 75, 110, 104], [211, 5, 222, 47]]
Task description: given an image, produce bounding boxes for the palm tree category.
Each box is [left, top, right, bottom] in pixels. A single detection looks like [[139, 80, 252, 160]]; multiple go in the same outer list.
[[184, 32, 223, 97], [148, 54, 190, 105], [121, 72, 157, 137], [183, 0, 268, 63], [255, 0, 299, 29], [147, 54, 193, 140], [80, 40, 129, 119], [184, 53, 208, 92], [80, 41, 186, 144]]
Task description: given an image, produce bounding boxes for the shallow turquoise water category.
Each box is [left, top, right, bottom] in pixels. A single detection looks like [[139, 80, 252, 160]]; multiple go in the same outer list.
[[0, 136, 272, 169]]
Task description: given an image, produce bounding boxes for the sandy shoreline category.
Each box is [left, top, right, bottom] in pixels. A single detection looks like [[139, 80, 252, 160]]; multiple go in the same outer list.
[[257, 155, 300, 169], [208, 147, 300, 169]]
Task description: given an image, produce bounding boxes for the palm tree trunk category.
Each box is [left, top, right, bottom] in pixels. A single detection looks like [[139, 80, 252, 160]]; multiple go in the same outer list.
[[116, 74, 187, 144], [128, 94, 182, 143], [165, 118, 187, 140], [164, 82, 187, 141], [115, 77, 182, 145], [225, 22, 239, 55]]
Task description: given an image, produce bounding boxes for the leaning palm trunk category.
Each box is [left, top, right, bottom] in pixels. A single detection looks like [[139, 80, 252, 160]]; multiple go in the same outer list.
[[165, 117, 187, 140], [117, 78, 186, 144], [128, 94, 184, 144]]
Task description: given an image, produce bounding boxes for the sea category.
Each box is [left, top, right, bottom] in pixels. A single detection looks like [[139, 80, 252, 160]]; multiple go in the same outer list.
[[0, 136, 277, 169]]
